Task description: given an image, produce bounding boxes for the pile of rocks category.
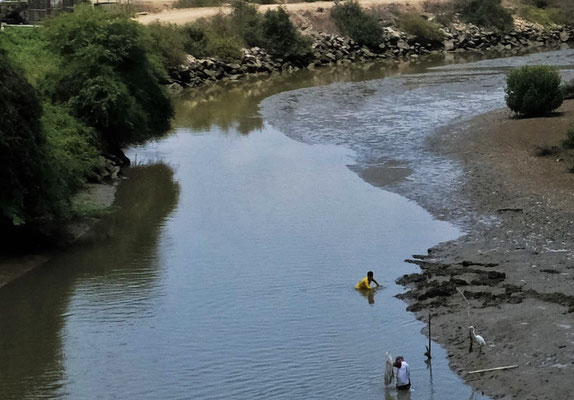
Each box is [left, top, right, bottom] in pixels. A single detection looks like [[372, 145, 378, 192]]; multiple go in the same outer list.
[[442, 20, 573, 53], [167, 21, 574, 92]]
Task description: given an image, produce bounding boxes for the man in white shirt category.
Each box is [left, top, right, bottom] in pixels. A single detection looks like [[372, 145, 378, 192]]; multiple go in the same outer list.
[[393, 356, 411, 391]]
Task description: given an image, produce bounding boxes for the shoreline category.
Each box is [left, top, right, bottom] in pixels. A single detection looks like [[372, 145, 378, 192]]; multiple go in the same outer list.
[[395, 100, 574, 399], [0, 182, 117, 289]]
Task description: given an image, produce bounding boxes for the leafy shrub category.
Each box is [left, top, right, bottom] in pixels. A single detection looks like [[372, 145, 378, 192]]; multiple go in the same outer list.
[[505, 65, 563, 117], [0, 52, 55, 225], [174, 0, 223, 8], [519, 5, 565, 26], [560, 78, 574, 100], [331, 0, 383, 50], [522, 0, 549, 8], [146, 23, 188, 67], [397, 13, 444, 46], [229, 0, 265, 48], [42, 103, 100, 200], [43, 6, 173, 154], [562, 127, 574, 149], [457, 0, 513, 31], [0, 26, 58, 86], [422, 0, 457, 25], [182, 24, 209, 57], [260, 8, 311, 60], [205, 35, 244, 61]]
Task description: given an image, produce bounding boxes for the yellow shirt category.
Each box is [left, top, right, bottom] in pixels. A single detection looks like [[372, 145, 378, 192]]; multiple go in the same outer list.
[[355, 276, 372, 290]]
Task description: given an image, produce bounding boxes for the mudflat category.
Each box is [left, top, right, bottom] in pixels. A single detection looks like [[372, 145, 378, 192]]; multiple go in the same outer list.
[[398, 100, 574, 399]]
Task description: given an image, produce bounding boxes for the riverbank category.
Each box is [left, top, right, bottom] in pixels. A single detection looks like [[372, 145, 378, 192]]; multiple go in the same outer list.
[[0, 181, 117, 289], [167, 18, 573, 92], [396, 100, 574, 399]]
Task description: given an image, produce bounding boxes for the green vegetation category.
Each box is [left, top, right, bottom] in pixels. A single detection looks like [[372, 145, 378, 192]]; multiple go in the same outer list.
[[0, 6, 174, 228], [561, 78, 574, 100], [421, 0, 458, 25], [331, 0, 382, 50], [0, 51, 55, 225], [397, 13, 444, 46], [176, 2, 310, 62], [457, 0, 514, 31], [43, 5, 173, 152], [519, 5, 565, 26], [147, 22, 189, 67], [562, 127, 574, 149], [260, 8, 312, 60], [505, 65, 563, 117], [174, 0, 223, 9]]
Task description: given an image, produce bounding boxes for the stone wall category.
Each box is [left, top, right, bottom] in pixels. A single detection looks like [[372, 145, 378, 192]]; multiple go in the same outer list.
[[167, 20, 574, 92]]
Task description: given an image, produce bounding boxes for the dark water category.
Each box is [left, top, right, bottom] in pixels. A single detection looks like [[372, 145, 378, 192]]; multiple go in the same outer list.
[[1, 49, 573, 399]]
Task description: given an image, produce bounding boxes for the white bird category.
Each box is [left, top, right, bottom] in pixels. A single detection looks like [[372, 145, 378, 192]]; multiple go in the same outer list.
[[469, 325, 486, 353]]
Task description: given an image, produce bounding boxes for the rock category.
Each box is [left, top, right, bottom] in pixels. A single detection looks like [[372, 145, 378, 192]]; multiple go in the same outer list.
[[443, 40, 455, 51], [560, 31, 570, 42], [397, 40, 410, 50]]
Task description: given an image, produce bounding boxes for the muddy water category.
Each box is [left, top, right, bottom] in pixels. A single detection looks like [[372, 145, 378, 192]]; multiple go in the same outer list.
[[1, 49, 573, 399]]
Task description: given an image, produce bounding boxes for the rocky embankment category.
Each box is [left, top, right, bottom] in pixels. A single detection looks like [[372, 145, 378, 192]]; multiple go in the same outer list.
[[167, 19, 574, 91]]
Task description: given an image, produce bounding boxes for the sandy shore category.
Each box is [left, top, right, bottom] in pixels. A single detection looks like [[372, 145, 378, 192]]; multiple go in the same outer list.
[[397, 100, 574, 399]]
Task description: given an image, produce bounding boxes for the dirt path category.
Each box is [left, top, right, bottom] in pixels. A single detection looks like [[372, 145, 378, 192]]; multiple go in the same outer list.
[[136, 0, 423, 25]]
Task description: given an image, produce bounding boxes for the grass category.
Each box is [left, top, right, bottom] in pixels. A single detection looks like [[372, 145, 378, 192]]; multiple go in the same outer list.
[[519, 5, 566, 26], [0, 26, 58, 86], [397, 13, 445, 45]]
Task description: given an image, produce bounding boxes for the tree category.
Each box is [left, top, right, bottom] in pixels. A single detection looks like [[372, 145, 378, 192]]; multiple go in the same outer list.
[[43, 6, 173, 162], [0, 51, 55, 225], [261, 8, 311, 61]]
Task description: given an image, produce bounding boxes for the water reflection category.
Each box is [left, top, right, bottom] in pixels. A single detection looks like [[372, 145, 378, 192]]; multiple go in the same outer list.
[[357, 288, 379, 304], [0, 163, 179, 400], [385, 387, 412, 400], [173, 46, 562, 136], [173, 56, 462, 134]]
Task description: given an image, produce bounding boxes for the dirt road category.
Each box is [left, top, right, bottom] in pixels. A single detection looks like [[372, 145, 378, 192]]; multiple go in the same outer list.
[[136, 0, 423, 25]]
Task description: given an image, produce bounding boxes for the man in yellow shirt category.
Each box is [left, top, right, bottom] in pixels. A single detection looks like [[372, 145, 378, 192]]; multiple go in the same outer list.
[[355, 271, 379, 290]]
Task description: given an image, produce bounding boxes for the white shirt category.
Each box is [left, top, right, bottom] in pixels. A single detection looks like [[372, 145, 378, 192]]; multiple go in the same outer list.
[[394, 361, 411, 386]]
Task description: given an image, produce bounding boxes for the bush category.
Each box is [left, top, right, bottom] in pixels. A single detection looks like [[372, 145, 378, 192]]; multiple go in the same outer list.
[[174, 0, 223, 8], [561, 78, 574, 100], [331, 0, 383, 50], [43, 6, 173, 154], [260, 8, 311, 60], [146, 23, 188, 68], [505, 66, 563, 117], [457, 0, 513, 31], [397, 13, 444, 46], [0, 26, 58, 86], [522, 0, 549, 8], [182, 24, 209, 57], [0, 52, 55, 225], [422, 0, 457, 25], [229, 0, 265, 48], [41, 103, 100, 201], [205, 35, 244, 61], [562, 126, 574, 149], [519, 5, 565, 26]]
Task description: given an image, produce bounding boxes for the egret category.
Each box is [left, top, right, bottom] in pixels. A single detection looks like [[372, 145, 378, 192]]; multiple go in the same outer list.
[[469, 325, 486, 353]]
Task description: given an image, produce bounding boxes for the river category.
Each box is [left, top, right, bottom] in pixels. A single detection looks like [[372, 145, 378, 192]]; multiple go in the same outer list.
[[1, 48, 573, 399]]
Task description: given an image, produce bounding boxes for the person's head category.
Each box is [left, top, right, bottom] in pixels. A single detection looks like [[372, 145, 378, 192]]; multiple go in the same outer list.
[[394, 356, 404, 368], [367, 271, 374, 279]]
